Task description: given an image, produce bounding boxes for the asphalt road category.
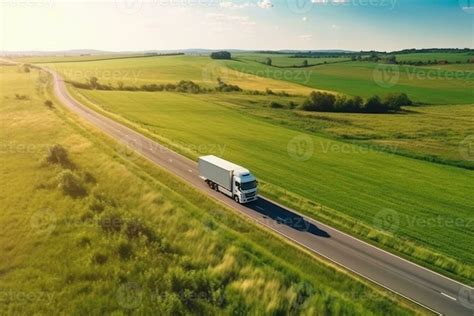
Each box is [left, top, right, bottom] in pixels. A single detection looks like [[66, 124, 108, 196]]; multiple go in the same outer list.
[[48, 70, 473, 316]]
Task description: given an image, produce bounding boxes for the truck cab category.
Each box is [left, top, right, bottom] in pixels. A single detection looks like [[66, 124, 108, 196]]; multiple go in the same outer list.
[[232, 169, 258, 203]]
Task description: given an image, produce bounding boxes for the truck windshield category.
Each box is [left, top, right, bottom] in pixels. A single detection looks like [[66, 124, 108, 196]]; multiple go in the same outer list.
[[240, 180, 257, 190]]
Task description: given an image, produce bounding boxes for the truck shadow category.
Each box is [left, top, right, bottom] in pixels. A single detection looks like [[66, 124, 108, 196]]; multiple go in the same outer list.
[[247, 198, 331, 238]]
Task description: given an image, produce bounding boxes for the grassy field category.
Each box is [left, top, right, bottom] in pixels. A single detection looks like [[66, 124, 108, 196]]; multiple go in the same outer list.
[[392, 52, 473, 63], [227, 59, 474, 104], [234, 53, 351, 67], [231, 99, 474, 169], [11, 53, 147, 64], [0, 66, 426, 314], [43, 55, 315, 95], [67, 86, 474, 283]]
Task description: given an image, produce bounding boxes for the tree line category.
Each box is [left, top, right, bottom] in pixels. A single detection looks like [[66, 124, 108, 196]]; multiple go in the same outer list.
[[299, 91, 412, 113]]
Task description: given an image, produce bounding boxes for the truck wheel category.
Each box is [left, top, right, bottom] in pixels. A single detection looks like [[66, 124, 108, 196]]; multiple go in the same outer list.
[[234, 195, 240, 203]]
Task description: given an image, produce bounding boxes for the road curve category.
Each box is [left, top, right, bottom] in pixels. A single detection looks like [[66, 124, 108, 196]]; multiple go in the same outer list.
[[48, 69, 473, 316]]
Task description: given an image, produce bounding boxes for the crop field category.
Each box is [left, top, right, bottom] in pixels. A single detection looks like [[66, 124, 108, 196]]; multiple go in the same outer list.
[[234, 53, 351, 67], [1, 65, 426, 314], [68, 85, 474, 281], [227, 59, 474, 104], [44, 55, 315, 95]]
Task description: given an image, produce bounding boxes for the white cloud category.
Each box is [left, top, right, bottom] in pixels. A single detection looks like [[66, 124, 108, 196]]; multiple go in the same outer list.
[[258, 0, 273, 9], [302, 16, 307, 21], [331, 24, 340, 29]]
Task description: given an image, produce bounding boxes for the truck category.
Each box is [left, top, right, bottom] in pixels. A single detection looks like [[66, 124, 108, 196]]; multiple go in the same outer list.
[[198, 155, 258, 204]]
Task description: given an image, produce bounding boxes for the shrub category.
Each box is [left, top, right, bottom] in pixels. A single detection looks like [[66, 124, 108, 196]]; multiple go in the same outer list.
[[57, 170, 87, 197], [92, 252, 108, 265], [44, 100, 54, 108], [117, 242, 133, 260], [46, 144, 73, 168], [215, 78, 241, 92]]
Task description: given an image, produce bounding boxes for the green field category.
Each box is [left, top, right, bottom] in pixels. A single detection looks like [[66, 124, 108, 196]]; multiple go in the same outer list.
[[233, 100, 474, 169], [44, 55, 315, 95], [0, 66, 426, 314], [234, 53, 351, 67], [227, 59, 474, 104], [67, 86, 474, 281], [392, 52, 473, 63]]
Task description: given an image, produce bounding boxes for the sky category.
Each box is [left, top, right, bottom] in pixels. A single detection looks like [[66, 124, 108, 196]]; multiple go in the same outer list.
[[0, 0, 473, 52]]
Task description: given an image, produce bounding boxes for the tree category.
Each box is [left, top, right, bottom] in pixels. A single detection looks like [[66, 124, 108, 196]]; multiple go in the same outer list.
[[302, 59, 308, 67], [300, 91, 336, 112], [383, 93, 412, 111], [210, 51, 231, 60], [89, 77, 99, 89], [364, 95, 388, 113], [265, 57, 272, 66]]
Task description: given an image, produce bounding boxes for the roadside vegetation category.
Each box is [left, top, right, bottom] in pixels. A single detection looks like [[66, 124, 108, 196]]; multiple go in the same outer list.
[[0, 66, 425, 314]]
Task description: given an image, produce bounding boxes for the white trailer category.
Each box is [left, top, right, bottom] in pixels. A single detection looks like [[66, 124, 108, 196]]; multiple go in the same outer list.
[[198, 155, 258, 204]]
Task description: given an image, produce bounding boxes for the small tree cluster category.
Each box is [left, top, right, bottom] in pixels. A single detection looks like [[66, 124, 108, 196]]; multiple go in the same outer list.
[[210, 51, 232, 60], [300, 91, 412, 113], [57, 170, 87, 197]]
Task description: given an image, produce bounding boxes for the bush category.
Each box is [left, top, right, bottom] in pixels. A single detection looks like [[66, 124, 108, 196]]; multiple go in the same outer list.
[[57, 170, 87, 197], [46, 144, 73, 168], [210, 51, 231, 60], [92, 252, 108, 265], [44, 100, 54, 108], [15, 94, 29, 100], [215, 78, 241, 92], [117, 242, 133, 260]]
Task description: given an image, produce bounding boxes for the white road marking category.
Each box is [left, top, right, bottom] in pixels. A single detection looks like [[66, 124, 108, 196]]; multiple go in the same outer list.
[[441, 292, 457, 301]]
